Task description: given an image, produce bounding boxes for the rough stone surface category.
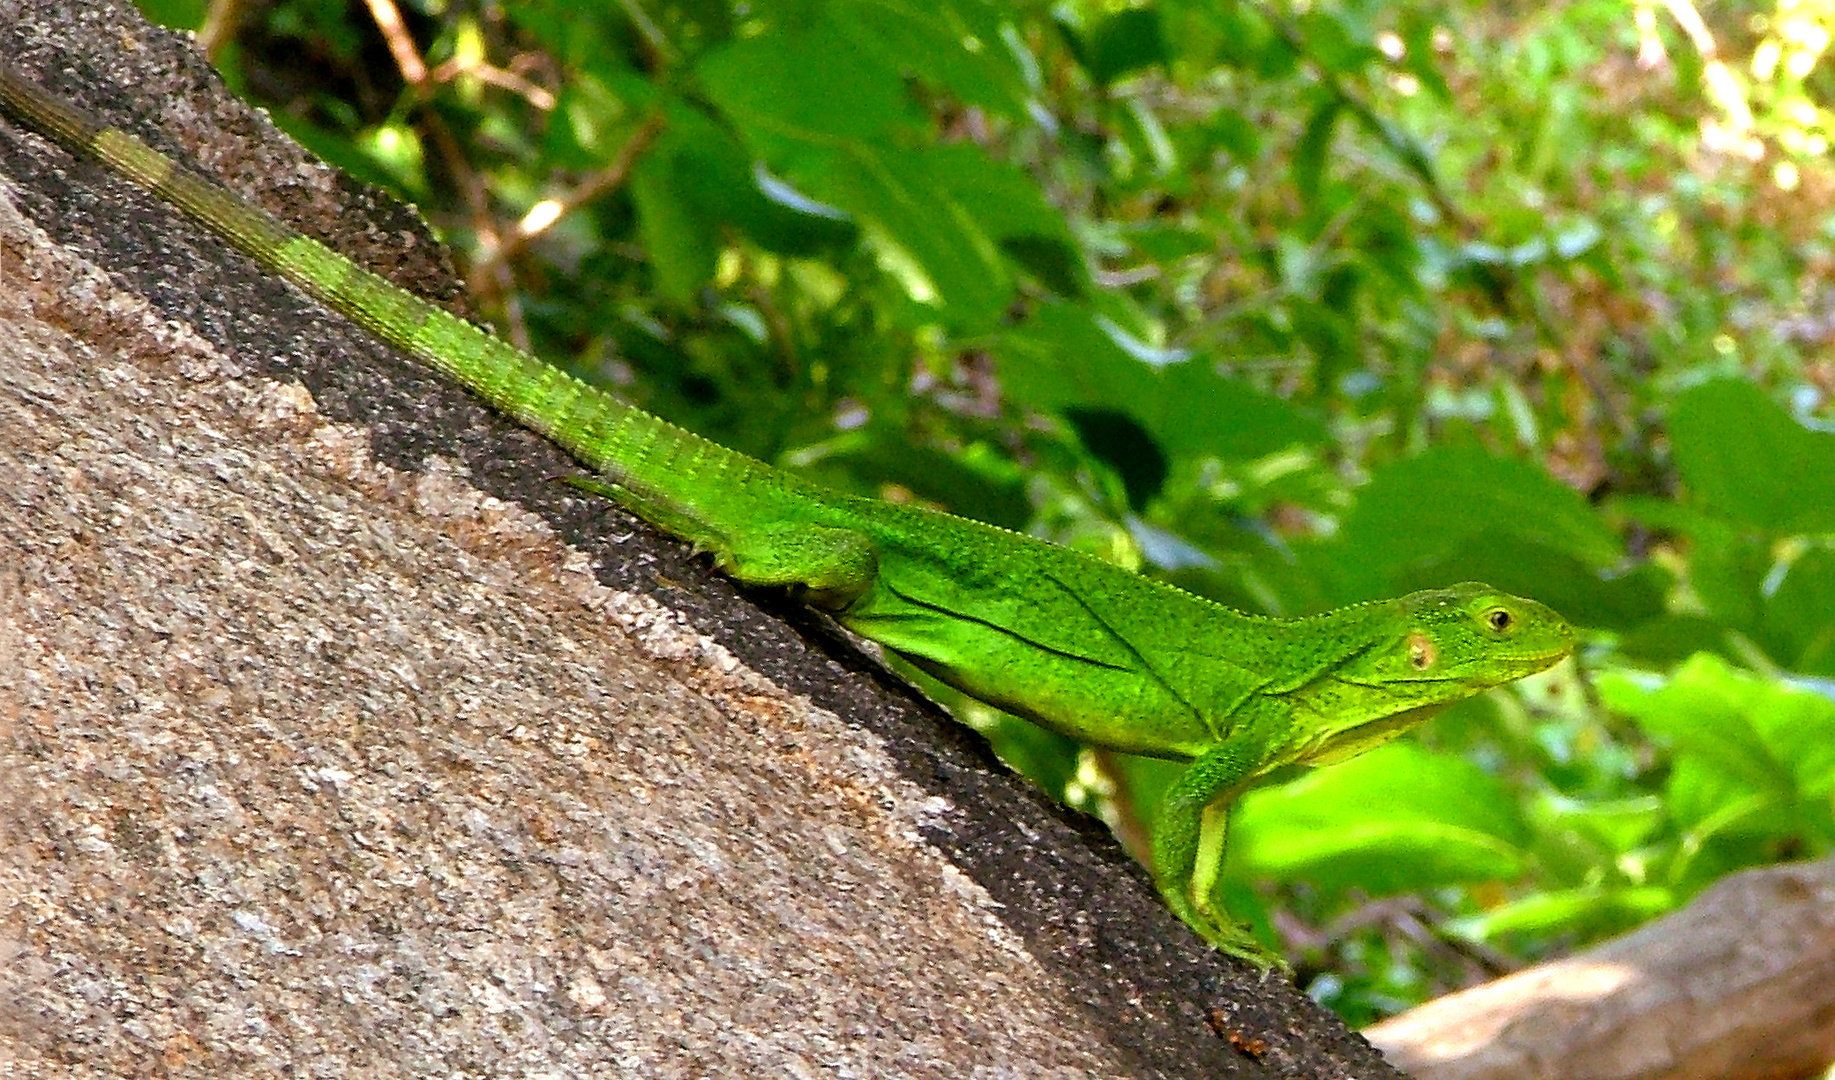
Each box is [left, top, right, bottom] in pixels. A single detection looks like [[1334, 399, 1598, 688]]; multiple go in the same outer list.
[[0, 165, 1127, 1078], [0, 3, 1412, 1075]]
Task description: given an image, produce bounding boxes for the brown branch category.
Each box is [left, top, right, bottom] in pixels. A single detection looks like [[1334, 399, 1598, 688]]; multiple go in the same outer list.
[[470, 108, 667, 285], [1367, 857, 1835, 1080]]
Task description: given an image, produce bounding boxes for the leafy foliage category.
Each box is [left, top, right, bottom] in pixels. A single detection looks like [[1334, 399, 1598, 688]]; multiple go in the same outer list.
[[139, 0, 1835, 1019]]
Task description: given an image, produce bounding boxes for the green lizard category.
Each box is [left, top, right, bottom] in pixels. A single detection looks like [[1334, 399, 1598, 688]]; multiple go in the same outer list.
[[0, 65, 1574, 967]]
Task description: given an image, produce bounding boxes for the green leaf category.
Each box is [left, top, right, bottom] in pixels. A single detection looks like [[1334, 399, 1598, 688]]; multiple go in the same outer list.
[[1292, 96, 1342, 208], [505, 0, 644, 72], [1526, 793, 1665, 885], [1670, 379, 1835, 535], [1064, 407, 1169, 509], [658, 102, 860, 258], [1123, 221, 1216, 263], [921, 143, 1087, 295], [1207, 106, 1262, 163], [797, 430, 1035, 530], [1204, 0, 1295, 77], [1397, 9, 1453, 102], [1452, 886, 1675, 942], [1532, 792, 1665, 859], [136, 0, 207, 31], [1614, 614, 1730, 667], [1296, 8, 1378, 72], [695, 14, 919, 144], [630, 154, 718, 302], [1687, 521, 1770, 631], [1332, 445, 1623, 601], [699, 20, 1058, 327], [966, 711, 1084, 803], [1762, 547, 1835, 674], [1599, 654, 1835, 819], [832, 0, 1033, 117], [1085, 6, 1166, 85], [1229, 744, 1529, 894], [997, 303, 1325, 463], [1371, 533, 1665, 632], [1663, 756, 1780, 841]]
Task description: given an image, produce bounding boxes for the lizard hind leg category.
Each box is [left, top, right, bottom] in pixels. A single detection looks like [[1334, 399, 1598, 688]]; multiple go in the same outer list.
[[563, 474, 879, 611], [721, 522, 880, 612]]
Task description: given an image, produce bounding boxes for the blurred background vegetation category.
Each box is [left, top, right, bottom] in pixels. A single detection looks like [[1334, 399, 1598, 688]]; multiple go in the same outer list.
[[137, 0, 1835, 1021]]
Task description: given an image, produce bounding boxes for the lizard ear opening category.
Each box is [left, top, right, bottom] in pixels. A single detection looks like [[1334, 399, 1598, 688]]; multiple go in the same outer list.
[[1407, 632, 1436, 671]]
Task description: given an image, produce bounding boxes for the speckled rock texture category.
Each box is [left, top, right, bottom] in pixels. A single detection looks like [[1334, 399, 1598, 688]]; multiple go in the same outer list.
[[0, 2, 1410, 1076], [0, 153, 1145, 1080]]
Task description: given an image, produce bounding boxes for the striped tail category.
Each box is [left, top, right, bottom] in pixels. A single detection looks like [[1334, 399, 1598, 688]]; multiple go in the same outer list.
[[0, 63, 759, 514]]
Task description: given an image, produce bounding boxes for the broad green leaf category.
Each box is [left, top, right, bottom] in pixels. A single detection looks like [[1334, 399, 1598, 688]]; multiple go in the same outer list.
[[1670, 379, 1835, 535], [1760, 547, 1835, 674], [695, 14, 919, 144], [1370, 532, 1665, 632], [1451, 886, 1675, 942], [1229, 744, 1529, 894], [1530, 792, 1665, 860], [1396, 10, 1453, 102], [629, 158, 717, 301], [1332, 445, 1623, 600], [700, 22, 1053, 326], [504, 0, 643, 72], [1085, 6, 1166, 85], [920, 143, 1087, 296], [798, 144, 1015, 325], [1600, 654, 1835, 812], [136, 0, 207, 30], [1687, 521, 1770, 631], [1526, 793, 1665, 885], [1662, 756, 1782, 843], [797, 431, 1034, 530], [997, 304, 1324, 464], [1293, 96, 1342, 208], [1203, 0, 1297, 77], [833, 0, 1032, 117], [1064, 408, 1169, 509], [545, 79, 647, 169], [1207, 107, 1261, 163], [1296, 8, 1379, 72], [960, 709, 1084, 805], [655, 103, 860, 258], [1614, 614, 1730, 667], [1124, 221, 1216, 263]]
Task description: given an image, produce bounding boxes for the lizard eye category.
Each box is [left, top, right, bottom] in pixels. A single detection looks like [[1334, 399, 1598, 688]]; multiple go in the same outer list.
[[1486, 608, 1513, 632]]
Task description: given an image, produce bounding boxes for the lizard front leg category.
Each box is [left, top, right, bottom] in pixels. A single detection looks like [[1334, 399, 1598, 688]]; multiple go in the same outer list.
[[1151, 704, 1289, 969]]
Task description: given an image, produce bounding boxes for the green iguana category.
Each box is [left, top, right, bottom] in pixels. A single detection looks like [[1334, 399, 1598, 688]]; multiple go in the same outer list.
[[0, 64, 1575, 968]]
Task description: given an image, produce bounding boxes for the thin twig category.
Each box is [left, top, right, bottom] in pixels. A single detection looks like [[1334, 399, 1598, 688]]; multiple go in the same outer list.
[[427, 56, 557, 111], [470, 108, 668, 281], [198, 0, 246, 60], [361, 0, 428, 88]]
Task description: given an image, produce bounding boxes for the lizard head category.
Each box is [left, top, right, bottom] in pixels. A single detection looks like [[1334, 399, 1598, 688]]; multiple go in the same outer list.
[[1287, 583, 1574, 766], [1376, 582, 1575, 687]]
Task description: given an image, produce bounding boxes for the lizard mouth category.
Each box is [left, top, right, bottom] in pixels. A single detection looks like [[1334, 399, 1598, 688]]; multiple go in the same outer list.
[[1492, 640, 1575, 677]]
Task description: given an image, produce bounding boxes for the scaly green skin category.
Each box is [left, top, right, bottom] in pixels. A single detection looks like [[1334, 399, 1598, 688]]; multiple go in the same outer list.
[[0, 66, 1576, 967]]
